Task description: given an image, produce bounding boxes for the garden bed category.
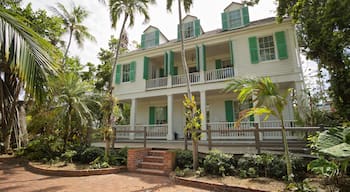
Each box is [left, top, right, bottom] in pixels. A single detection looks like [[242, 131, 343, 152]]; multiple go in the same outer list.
[[26, 161, 126, 177]]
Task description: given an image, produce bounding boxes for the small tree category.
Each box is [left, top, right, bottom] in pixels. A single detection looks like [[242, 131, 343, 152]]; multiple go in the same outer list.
[[183, 95, 203, 170], [226, 77, 294, 181]]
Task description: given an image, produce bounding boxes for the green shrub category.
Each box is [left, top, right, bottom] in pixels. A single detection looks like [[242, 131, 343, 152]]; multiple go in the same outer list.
[[89, 156, 110, 169], [80, 147, 104, 164], [174, 149, 193, 169], [203, 150, 235, 176], [61, 150, 77, 163], [108, 147, 128, 166], [20, 136, 64, 161]]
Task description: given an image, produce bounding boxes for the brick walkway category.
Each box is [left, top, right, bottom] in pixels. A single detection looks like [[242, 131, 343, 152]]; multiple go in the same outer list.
[[0, 157, 209, 192]]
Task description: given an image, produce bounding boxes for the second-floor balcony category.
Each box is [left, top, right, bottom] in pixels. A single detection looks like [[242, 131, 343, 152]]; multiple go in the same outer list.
[[145, 67, 234, 90]]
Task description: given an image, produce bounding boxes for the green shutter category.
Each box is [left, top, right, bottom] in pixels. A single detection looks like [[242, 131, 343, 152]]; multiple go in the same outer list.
[[225, 100, 234, 122], [248, 36, 259, 64], [229, 41, 235, 65], [221, 12, 228, 30], [168, 51, 174, 75], [194, 19, 201, 37], [165, 106, 168, 123], [215, 59, 222, 69], [155, 30, 160, 46], [130, 61, 136, 82], [164, 51, 168, 74], [195, 46, 200, 71], [143, 57, 149, 80], [177, 24, 181, 41], [141, 34, 145, 49], [242, 7, 250, 25], [149, 107, 155, 125], [173, 66, 178, 75], [275, 31, 288, 59], [115, 64, 121, 84], [202, 45, 206, 71]]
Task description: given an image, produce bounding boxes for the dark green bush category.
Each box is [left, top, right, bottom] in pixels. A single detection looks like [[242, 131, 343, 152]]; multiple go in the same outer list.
[[20, 136, 64, 161], [80, 147, 104, 164], [203, 150, 235, 176], [109, 147, 128, 166], [174, 149, 193, 169]]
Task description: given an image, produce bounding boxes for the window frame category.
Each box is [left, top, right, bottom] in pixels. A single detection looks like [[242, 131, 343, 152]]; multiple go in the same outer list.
[[155, 106, 167, 124], [257, 35, 277, 62], [122, 63, 131, 83], [144, 31, 156, 48], [183, 21, 195, 39], [227, 9, 242, 29]]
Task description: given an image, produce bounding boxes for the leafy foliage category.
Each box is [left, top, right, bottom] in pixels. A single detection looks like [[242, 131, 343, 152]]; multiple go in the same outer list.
[[174, 149, 193, 169], [203, 150, 235, 176], [79, 147, 105, 164]]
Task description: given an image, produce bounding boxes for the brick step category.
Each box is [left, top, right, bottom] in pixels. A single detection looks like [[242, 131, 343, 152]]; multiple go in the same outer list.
[[148, 150, 166, 157], [140, 162, 164, 169], [143, 156, 164, 163], [136, 168, 166, 176]]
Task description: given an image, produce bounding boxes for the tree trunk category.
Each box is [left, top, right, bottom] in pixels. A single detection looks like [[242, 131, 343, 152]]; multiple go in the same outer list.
[[280, 118, 293, 182], [192, 139, 198, 170], [178, 0, 192, 98], [18, 101, 28, 146], [62, 29, 73, 67]]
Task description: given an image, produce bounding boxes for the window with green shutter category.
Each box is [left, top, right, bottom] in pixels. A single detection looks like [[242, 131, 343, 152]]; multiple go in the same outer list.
[[242, 7, 249, 25], [229, 41, 235, 65], [115, 64, 121, 84], [221, 12, 228, 31], [194, 19, 201, 37], [215, 59, 222, 69], [225, 100, 234, 122], [141, 34, 145, 49], [248, 36, 259, 64], [141, 30, 159, 49], [202, 45, 206, 71], [275, 31, 288, 59], [168, 51, 174, 75], [130, 61, 136, 82], [149, 107, 155, 125], [155, 30, 160, 46], [222, 7, 249, 31], [143, 57, 149, 80], [178, 20, 200, 40], [195, 46, 200, 71]]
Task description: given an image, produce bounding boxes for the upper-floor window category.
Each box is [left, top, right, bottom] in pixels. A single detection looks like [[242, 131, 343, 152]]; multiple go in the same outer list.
[[115, 61, 136, 84], [222, 7, 249, 31], [258, 35, 276, 62], [178, 19, 201, 40], [184, 22, 194, 38], [228, 9, 242, 28], [122, 63, 131, 82], [248, 31, 288, 64], [141, 30, 160, 49]]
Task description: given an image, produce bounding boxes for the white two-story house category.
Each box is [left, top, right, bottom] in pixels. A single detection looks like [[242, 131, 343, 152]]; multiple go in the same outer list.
[[113, 2, 304, 141]]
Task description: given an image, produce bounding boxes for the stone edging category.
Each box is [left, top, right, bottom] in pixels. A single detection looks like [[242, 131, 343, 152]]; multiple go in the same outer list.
[[173, 175, 268, 192], [26, 162, 127, 177]]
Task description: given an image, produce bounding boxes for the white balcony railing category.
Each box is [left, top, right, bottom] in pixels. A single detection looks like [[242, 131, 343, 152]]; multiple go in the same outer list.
[[172, 72, 201, 87], [205, 67, 234, 82], [208, 121, 255, 139], [146, 77, 168, 89]]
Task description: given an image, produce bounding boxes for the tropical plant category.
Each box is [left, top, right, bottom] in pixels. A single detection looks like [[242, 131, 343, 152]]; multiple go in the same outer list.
[[0, 7, 58, 152], [225, 77, 294, 181], [49, 72, 100, 149], [50, 2, 96, 66], [183, 95, 203, 170], [166, 0, 193, 98]]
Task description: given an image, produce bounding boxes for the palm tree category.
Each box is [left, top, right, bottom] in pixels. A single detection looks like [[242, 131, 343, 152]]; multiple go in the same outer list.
[[225, 77, 293, 181], [166, 0, 193, 98], [50, 2, 96, 66], [50, 72, 100, 149], [103, 0, 155, 154], [0, 8, 58, 152]]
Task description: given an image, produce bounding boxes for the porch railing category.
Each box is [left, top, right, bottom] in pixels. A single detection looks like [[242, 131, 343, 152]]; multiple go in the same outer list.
[[146, 77, 168, 89], [260, 120, 299, 139], [205, 67, 234, 82], [135, 124, 168, 139], [207, 121, 255, 139]]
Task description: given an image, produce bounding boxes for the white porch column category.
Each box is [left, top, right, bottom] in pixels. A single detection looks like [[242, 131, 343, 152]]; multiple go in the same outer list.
[[130, 98, 137, 140], [200, 90, 207, 140], [167, 94, 174, 140]]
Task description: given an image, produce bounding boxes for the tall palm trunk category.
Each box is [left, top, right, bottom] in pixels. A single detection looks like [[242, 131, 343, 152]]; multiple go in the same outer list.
[[105, 13, 129, 156], [62, 29, 74, 66], [280, 116, 292, 181], [178, 0, 191, 98]]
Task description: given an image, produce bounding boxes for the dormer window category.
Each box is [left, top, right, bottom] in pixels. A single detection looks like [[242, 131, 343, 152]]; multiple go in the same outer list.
[[222, 7, 249, 31], [141, 30, 160, 49], [178, 19, 201, 40]]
